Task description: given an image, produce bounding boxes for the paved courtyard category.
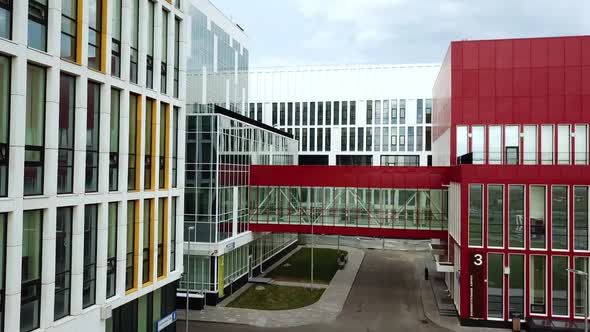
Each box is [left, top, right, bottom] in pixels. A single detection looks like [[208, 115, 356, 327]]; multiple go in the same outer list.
[[178, 250, 453, 332]]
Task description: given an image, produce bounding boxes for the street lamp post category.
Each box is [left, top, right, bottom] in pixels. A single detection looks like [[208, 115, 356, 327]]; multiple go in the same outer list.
[[568, 268, 589, 332], [186, 226, 195, 332]]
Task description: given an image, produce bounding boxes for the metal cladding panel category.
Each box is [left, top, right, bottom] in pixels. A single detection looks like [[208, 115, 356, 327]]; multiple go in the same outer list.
[[249, 165, 450, 189], [249, 224, 447, 240]]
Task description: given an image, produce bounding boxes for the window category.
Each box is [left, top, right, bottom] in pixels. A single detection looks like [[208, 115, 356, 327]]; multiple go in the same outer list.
[[575, 257, 588, 316], [468, 184, 483, 247], [111, 0, 121, 76], [350, 101, 355, 125], [60, 0, 77, 61], [88, 0, 102, 70], [508, 185, 525, 248], [126, 201, 137, 291], [416, 99, 423, 124], [325, 128, 331, 151], [280, 102, 286, 126], [425, 99, 432, 124], [552, 186, 568, 250], [21, 210, 42, 332], [341, 101, 347, 125], [54, 207, 72, 320], [530, 186, 546, 249], [416, 126, 423, 151], [128, 94, 139, 191], [172, 106, 179, 188], [105, 203, 118, 299], [146, 0, 155, 88], [301, 128, 307, 151], [25, 64, 46, 196], [145, 99, 155, 190], [574, 186, 588, 250], [340, 128, 347, 152], [399, 99, 406, 124], [575, 124, 588, 165], [489, 126, 502, 164], [57, 74, 75, 194], [487, 253, 503, 319], [129, 0, 139, 83], [349, 128, 355, 152], [159, 103, 168, 189], [248, 103, 254, 119], [541, 125, 554, 165], [505, 125, 520, 165], [391, 100, 397, 124], [523, 125, 537, 164], [28, 0, 47, 51], [271, 103, 277, 126], [0, 0, 12, 39], [383, 127, 389, 151], [310, 128, 315, 151], [0, 213, 5, 330], [509, 254, 524, 317], [425, 127, 431, 152], [455, 126, 468, 162], [318, 128, 323, 151], [83, 204, 98, 308], [325, 102, 331, 125], [488, 185, 503, 247], [383, 100, 389, 125], [365, 128, 371, 151], [366, 100, 372, 125], [143, 199, 153, 284], [317, 102, 323, 125], [472, 126, 485, 164], [171, 197, 177, 271], [530, 255, 546, 314], [375, 100, 381, 125], [256, 103, 262, 122], [558, 125, 571, 164], [295, 102, 300, 125], [86, 82, 100, 192], [109, 89, 120, 191], [157, 198, 167, 278], [160, 9, 168, 93], [173, 18, 180, 97], [357, 128, 363, 152], [302, 102, 308, 125], [333, 101, 339, 125], [552, 256, 568, 316], [0, 56, 9, 197]]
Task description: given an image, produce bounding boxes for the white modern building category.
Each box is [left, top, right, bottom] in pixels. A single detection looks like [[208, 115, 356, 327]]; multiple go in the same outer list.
[[0, 0, 186, 331], [180, 0, 300, 307], [248, 64, 441, 166]]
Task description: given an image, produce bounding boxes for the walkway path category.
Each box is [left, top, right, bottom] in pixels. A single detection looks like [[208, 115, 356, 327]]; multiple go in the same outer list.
[[179, 245, 364, 328]]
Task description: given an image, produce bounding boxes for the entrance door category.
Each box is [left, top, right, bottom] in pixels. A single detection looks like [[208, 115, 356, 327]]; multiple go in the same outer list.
[[469, 251, 485, 319]]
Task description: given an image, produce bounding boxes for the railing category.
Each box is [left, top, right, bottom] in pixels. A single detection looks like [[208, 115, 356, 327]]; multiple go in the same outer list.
[[458, 152, 589, 165]]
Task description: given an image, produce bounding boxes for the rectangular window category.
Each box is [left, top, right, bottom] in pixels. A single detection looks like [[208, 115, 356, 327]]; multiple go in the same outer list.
[[575, 257, 588, 316], [399, 99, 406, 125], [416, 126, 423, 151], [158, 103, 168, 189], [0, 55, 8, 197], [143, 199, 153, 284], [509, 254, 525, 317], [54, 207, 72, 320], [287, 102, 293, 126], [382, 100, 389, 125], [341, 101, 347, 125], [248, 103, 254, 119], [173, 18, 180, 97], [325, 101, 331, 125], [340, 128, 347, 152], [552, 256, 568, 316], [57, 74, 75, 194], [357, 128, 364, 152], [472, 125, 485, 164], [280, 102, 286, 126], [303, 102, 308, 126], [0, 213, 5, 330], [83, 204, 98, 308], [391, 127, 397, 151], [575, 124, 588, 164], [425, 127, 431, 152], [318, 128, 323, 151], [160, 9, 168, 94], [487, 253, 503, 319], [574, 186, 589, 251], [558, 125, 571, 165], [366, 128, 371, 151], [530, 186, 546, 249], [366, 100, 372, 125], [383, 127, 389, 151], [455, 126, 468, 162], [350, 101, 355, 125], [468, 184, 483, 247], [310, 128, 315, 152], [325, 128, 331, 151], [28, 0, 47, 51], [425, 99, 432, 124], [126, 201, 137, 291], [109, 89, 120, 191], [333, 101, 339, 125], [172, 107, 179, 188], [416, 99, 423, 124], [85, 82, 100, 192], [129, 0, 139, 83], [111, 0, 121, 76], [25, 64, 46, 196], [375, 100, 381, 125], [391, 100, 397, 124], [60, 0, 77, 61], [317, 102, 323, 125], [87, 0, 103, 70], [505, 125, 520, 165], [294, 102, 300, 125], [488, 185, 503, 248], [541, 125, 554, 165], [271, 103, 277, 126], [552, 186, 568, 250], [489, 126, 502, 164], [523, 125, 537, 164], [157, 198, 167, 278], [128, 94, 140, 191], [256, 103, 262, 122], [170, 197, 177, 271], [0, 0, 12, 39], [106, 202, 117, 298], [530, 255, 546, 314], [509, 185, 525, 248], [144, 99, 155, 190], [349, 128, 355, 152], [21, 210, 42, 332], [146, 0, 155, 88]]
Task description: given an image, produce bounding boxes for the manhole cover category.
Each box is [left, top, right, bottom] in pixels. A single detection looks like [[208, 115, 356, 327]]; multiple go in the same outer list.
[[255, 286, 266, 291]]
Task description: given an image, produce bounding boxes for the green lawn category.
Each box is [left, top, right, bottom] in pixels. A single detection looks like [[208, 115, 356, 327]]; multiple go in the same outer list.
[[267, 247, 346, 284], [226, 284, 324, 310]]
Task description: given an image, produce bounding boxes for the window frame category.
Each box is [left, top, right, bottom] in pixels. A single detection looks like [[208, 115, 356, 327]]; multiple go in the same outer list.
[[0, 55, 10, 197], [21, 209, 43, 332], [0, 0, 13, 40], [85, 81, 100, 193], [82, 204, 98, 309], [28, 0, 48, 51], [106, 202, 117, 298], [57, 73, 75, 194], [24, 64, 47, 196], [54, 206, 72, 321]]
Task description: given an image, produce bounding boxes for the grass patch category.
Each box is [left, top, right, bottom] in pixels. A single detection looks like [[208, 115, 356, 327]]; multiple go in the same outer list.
[[227, 284, 324, 310], [267, 247, 346, 284]]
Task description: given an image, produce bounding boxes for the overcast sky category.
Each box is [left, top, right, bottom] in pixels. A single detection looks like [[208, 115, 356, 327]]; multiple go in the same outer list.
[[210, 0, 590, 68]]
